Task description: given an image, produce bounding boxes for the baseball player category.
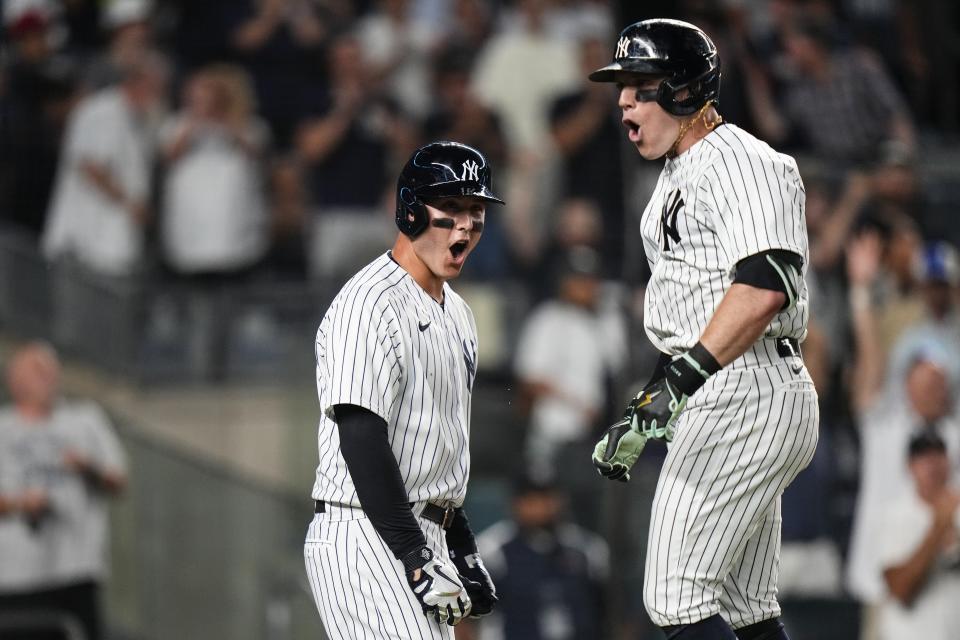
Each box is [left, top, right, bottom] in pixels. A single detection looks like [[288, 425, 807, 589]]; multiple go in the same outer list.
[[304, 141, 501, 638], [588, 20, 819, 640]]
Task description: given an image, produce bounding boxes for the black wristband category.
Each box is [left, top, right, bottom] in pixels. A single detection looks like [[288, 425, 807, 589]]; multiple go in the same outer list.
[[402, 546, 434, 573], [665, 341, 721, 397]]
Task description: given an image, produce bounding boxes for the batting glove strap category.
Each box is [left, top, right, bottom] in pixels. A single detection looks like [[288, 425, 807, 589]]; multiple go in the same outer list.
[[627, 377, 686, 441], [449, 549, 498, 616], [665, 341, 720, 397], [405, 548, 473, 625]]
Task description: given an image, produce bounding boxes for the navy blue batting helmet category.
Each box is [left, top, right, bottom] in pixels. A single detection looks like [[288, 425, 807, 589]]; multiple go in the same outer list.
[[395, 141, 504, 237]]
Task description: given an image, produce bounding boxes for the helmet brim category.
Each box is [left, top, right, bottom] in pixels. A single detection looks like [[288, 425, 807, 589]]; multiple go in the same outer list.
[[589, 60, 671, 83], [419, 182, 505, 205]]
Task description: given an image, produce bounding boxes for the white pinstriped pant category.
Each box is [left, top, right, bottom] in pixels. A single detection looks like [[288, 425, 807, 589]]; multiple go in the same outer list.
[[643, 344, 820, 628], [304, 502, 455, 639]]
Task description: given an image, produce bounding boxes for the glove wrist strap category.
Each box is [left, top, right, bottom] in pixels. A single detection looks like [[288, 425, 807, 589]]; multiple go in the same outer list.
[[666, 341, 721, 397], [402, 546, 433, 573]]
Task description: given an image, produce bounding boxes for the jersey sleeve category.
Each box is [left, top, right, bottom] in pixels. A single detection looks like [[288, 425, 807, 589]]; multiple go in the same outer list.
[[318, 292, 403, 423], [701, 148, 807, 274]]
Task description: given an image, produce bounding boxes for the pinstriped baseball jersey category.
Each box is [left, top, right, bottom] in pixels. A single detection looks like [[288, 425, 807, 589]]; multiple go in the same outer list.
[[311, 251, 478, 508], [635, 123, 820, 629], [640, 123, 809, 355]]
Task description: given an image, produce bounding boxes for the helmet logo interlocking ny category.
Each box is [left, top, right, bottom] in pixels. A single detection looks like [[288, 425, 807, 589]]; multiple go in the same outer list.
[[615, 36, 630, 59], [461, 160, 479, 182]]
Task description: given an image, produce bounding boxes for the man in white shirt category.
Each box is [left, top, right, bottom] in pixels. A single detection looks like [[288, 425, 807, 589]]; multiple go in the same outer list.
[[514, 246, 626, 481], [43, 51, 167, 276], [0, 343, 128, 640], [877, 430, 960, 640]]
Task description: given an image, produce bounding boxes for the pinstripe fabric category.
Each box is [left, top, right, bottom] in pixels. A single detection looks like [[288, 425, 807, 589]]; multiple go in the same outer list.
[[305, 252, 478, 637], [305, 505, 455, 639], [640, 124, 809, 356], [637, 124, 817, 628], [310, 252, 477, 507], [642, 359, 819, 627]]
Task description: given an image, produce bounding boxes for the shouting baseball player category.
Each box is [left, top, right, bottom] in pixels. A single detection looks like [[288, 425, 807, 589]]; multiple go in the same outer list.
[[304, 141, 501, 638], [589, 20, 819, 640]]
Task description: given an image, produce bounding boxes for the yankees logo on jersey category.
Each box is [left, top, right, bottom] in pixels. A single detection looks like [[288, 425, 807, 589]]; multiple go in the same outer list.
[[660, 189, 683, 251], [641, 123, 809, 358], [310, 252, 478, 508]]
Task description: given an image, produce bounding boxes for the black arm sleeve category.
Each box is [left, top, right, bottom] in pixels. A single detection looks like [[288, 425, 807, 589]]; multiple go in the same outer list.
[[335, 403, 427, 560], [733, 249, 803, 310], [445, 508, 478, 553]]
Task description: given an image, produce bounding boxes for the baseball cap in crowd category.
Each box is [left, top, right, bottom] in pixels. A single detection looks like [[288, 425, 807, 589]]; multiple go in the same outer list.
[[914, 241, 960, 286], [6, 9, 47, 38], [510, 474, 559, 498], [907, 429, 947, 458]]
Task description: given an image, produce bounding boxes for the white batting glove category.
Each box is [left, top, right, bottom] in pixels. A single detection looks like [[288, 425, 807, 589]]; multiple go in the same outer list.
[[404, 547, 472, 625]]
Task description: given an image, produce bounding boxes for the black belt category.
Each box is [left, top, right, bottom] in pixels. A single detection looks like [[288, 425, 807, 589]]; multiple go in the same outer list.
[[314, 500, 457, 529], [774, 337, 802, 359]]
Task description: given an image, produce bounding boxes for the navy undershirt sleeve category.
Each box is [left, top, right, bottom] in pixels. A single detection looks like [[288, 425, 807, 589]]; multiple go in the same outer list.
[[334, 403, 427, 560]]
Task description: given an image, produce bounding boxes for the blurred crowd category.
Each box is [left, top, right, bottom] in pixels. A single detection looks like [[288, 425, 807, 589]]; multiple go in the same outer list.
[[2, 0, 960, 638]]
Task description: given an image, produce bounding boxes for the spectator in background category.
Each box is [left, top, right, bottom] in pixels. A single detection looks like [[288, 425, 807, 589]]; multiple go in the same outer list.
[[844, 232, 960, 640], [423, 48, 509, 280], [157, 64, 271, 381], [356, 0, 439, 120], [548, 36, 626, 279], [466, 477, 609, 640], [42, 50, 168, 277], [82, 0, 154, 90], [471, 0, 577, 155], [877, 429, 960, 640], [263, 155, 309, 281], [441, 0, 495, 55], [470, 0, 580, 268], [159, 64, 270, 277], [296, 34, 416, 280], [514, 245, 626, 523], [423, 49, 506, 168], [0, 8, 78, 237], [182, 0, 330, 146], [0, 343, 127, 640], [778, 15, 916, 167]]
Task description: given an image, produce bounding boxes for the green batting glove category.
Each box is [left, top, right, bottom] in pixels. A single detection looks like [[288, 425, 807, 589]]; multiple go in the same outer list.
[[628, 377, 688, 442], [592, 417, 648, 482]]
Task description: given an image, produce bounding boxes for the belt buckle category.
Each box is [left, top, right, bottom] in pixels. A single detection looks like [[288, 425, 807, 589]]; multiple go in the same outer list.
[[441, 506, 455, 529]]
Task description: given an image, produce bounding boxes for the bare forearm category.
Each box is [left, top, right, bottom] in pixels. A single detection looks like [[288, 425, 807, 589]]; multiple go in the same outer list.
[[297, 114, 352, 163], [890, 114, 916, 151], [699, 283, 784, 365], [80, 160, 128, 204], [850, 286, 883, 411], [232, 12, 282, 51]]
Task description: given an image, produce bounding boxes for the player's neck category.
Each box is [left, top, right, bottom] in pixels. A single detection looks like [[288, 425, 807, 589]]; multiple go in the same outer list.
[[671, 106, 722, 157], [391, 238, 445, 303]]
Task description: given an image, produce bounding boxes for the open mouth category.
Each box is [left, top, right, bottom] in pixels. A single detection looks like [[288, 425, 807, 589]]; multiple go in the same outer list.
[[450, 240, 468, 260], [623, 119, 641, 142]]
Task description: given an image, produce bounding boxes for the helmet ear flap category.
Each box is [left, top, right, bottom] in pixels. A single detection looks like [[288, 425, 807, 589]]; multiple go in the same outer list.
[[396, 186, 428, 237]]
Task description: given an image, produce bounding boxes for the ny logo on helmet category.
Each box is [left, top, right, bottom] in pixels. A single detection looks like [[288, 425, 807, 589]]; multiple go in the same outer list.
[[461, 160, 479, 182], [615, 36, 630, 59]]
